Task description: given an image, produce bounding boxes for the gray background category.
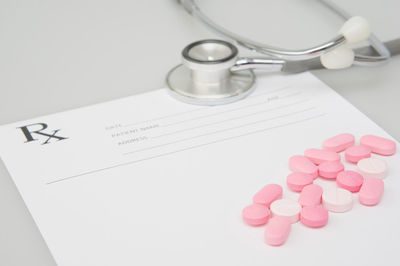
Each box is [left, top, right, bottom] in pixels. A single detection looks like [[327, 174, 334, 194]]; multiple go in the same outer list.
[[0, 0, 399, 265]]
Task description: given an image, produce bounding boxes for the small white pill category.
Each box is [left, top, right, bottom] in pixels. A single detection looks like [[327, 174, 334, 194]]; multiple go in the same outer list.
[[357, 157, 388, 179], [270, 199, 302, 223], [322, 187, 353, 213]]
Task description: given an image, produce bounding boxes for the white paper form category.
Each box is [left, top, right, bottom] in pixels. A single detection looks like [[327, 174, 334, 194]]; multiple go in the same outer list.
[[0, 72, 399, 266]]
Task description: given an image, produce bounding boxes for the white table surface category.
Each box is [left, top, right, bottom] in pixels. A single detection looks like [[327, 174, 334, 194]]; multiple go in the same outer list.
[[0, 0, 399, 265]]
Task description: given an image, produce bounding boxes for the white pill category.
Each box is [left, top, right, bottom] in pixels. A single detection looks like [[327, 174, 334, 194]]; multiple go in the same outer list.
[[270, 199, 302, 223], [322, 187, 353, 213], [357, 157, 388, 179]]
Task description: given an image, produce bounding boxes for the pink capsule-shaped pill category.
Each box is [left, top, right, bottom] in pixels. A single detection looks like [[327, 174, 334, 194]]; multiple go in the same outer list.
[[323, 133, 355, 152], [318, 161, 344, 179], [242, 204, 270, 226], [286, 172, 314, 192], [345, 145, 371, 163], [304, 148, 340, 165], [298, 184, 323, 207], [264, 216, 291, 246], [300, 205, 329, 228], [336, 170, 364, 192], [359, 178, 384, 206], [289, 155, 318, 179], [360, 135, 396, 156], [253, 184, 283, 207]]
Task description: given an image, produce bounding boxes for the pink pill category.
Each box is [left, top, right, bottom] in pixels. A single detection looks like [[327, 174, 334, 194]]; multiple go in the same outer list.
[[264, 216, 291, 246], [242, 204, 271, 226], [336, 170, 364, 192], [345, 145, 371, 163], [357, 158, 388, 179], [298, 184, 323, 207], [253, 184, 283, 207], [300, 205, 329, 228], [359, 178, 384, 206], [286, 172, 314, 192], [318, 161, 344, 179], [289, 155, 318, 179], [323, 133, 355, 152], [304, 148, 340, 165], [360, 135, 396, 156]]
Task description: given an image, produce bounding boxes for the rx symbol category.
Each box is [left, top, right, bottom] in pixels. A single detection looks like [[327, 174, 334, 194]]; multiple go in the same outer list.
[[18, 123, 68, 145]]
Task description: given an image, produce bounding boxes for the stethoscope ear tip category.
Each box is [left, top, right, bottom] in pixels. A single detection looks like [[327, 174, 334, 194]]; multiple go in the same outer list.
[[339, 16, 371, 45], [320, 16, 370, 69], [320, 46, 355, 69]]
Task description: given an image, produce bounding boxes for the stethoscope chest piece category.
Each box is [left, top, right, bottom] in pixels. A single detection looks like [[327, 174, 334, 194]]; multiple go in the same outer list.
[[166, 39, 255, 106]]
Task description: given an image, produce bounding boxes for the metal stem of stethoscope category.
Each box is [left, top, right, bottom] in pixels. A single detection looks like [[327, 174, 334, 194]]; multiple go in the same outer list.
[[179, 0, 391, 64], [166, 0, 396, 106]]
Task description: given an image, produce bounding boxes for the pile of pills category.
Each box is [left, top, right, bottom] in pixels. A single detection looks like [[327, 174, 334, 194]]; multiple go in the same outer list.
[[242, 133, 396, 246]]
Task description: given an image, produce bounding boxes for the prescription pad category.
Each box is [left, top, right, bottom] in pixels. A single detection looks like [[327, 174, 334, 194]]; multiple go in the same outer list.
[[0, 72, 399, 265]]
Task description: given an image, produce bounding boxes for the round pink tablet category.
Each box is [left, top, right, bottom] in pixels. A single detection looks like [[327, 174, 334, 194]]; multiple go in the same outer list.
[[264, 216, 291, 246], [289, 155, 318, 179], [242, 204, 270, 226], [304, 148, 340, 165], [318, 161, 344, 179], [253, 184, 283, 207], [298, 184, 323, 207], [322, 187, 353, 213], [359, 178, 384, 206], [300, 205, 329, 228], [360, 135, 396, 156], [323, 133, 355, 152], [357, 157, 388, 179], [286, 172, 314, 192], [336, 170, 364, 192], [345, 145, 371, 163]]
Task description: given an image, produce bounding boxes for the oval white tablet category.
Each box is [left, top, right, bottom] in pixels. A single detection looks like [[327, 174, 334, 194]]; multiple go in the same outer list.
[[357, 157, 388, 179], [322, 187, 353, 213], [270, 199, 302, 223]]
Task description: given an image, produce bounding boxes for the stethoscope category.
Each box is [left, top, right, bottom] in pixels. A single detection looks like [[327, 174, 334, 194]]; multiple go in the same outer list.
[[166, 0, 399, 106]]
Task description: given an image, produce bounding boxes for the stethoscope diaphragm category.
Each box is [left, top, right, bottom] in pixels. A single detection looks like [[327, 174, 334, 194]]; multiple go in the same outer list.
[[166, 39, 255, 106]]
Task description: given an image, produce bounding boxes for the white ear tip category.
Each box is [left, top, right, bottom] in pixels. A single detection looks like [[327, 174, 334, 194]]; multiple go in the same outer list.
[[339, 16, 371, 44], [320, 46, 355, 69]]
